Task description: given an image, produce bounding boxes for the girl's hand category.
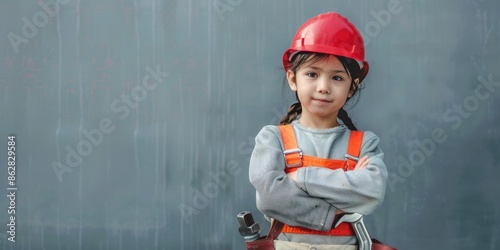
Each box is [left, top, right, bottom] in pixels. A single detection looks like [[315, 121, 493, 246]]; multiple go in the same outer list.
[[335, 209, 345, 215], [354, 155, 370, 170], [287, 171, 297, 181]]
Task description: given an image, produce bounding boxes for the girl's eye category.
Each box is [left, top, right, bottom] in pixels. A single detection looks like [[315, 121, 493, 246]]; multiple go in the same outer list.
[[306, 72, 317, 78], [332, 76, 343, 81]]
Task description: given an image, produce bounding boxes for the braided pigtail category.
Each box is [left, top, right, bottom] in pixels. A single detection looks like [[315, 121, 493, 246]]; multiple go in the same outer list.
[[279, 102, 302, 125], [338, 107, 357, 131]]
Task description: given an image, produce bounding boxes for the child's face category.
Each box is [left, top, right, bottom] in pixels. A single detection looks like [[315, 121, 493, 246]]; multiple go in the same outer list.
[[287, 55, 358, 124]]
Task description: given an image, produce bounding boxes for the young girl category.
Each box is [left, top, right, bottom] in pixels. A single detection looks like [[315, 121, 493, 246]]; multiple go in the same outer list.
[[249, 12, 388, 249]]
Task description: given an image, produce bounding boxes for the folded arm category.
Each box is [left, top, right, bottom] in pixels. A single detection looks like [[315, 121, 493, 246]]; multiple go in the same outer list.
[[294, 131, 388, 215], [249, 126, 337, 231]]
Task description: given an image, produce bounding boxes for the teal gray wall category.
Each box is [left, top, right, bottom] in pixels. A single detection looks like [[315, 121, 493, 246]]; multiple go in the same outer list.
[[0, 0, 499, 249]]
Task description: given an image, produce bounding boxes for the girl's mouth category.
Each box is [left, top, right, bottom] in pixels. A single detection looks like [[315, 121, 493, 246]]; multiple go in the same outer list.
[[313, 98, 332, 103]]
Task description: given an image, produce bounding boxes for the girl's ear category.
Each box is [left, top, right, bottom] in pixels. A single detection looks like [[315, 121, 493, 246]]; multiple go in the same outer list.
[[286, 70, 297, 91], [348, 78, 360, 98]]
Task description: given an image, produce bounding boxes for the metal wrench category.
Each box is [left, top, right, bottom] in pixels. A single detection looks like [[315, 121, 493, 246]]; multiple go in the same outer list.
[[335, 213, 372, 250], [237, 211, 261, 242]]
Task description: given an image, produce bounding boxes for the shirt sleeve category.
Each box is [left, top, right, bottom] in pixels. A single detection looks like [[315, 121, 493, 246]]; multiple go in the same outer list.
[[294, 131, 388, 215], [249, 126, 337, 232]]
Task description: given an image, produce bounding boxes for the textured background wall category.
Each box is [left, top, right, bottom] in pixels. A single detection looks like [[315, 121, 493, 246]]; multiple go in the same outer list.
[[0, 0, 499, 249]]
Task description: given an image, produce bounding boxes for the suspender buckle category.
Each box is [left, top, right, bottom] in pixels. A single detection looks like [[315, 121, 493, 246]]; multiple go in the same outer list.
[[283, 148, 303, 168], [344, 154, 359, 162], [344, 154, 359, 170]]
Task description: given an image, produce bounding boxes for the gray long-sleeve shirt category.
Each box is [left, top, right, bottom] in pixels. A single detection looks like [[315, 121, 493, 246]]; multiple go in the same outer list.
[[249, 120, 388, 244]]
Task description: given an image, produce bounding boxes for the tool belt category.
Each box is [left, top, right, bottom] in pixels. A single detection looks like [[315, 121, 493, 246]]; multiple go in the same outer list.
[[245, 217, 397, 250]]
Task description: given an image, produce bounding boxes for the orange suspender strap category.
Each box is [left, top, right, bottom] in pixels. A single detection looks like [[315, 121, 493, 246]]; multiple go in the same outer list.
[[345, 130, 364, 170], [278, 125, 364, 171], [278, 125, 302, 169], [277, 124, 364, 237], [278, 125, 346, 173]]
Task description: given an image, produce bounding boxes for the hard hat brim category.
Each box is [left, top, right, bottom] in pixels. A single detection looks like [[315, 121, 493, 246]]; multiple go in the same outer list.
[[282, 48, 369, 81]]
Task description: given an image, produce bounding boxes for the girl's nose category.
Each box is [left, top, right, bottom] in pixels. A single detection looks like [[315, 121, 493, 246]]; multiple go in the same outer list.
[[317, 78, 330, 94]]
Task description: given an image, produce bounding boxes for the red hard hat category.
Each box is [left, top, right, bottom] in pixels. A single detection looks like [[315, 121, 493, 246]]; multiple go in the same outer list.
[[282, 12, 369, 81]]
